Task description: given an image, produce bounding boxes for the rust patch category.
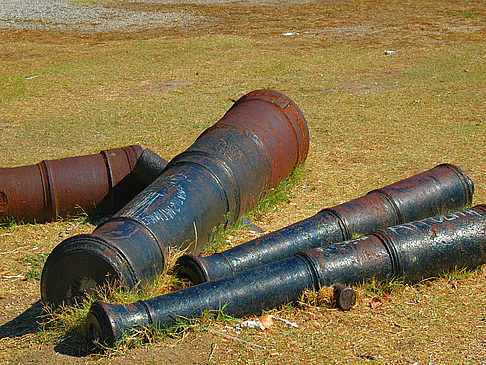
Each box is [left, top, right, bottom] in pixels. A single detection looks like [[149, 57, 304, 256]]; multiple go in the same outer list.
[[0, 191, 7, 213]]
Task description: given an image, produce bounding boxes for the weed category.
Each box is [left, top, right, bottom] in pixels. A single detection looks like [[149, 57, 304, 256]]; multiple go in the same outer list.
[[95, 319, 189, 358], [202, 214, 247, 255], [248, 166, 305, 221], [300, 286, 335, 308], [357, 277, 406, 298], [439, 266, 477, 282], [20, 252, 48, 281], [0, 216, 18, 229], [93, 308, 237, 356], [196, 304, 238, 326], [462, 10, 476, 19], [39, 269, 189, 351], [41, 301, 90, 336], [63, 210, 91, 224]]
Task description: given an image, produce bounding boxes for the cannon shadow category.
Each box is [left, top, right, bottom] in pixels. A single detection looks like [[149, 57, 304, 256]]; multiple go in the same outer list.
[[0, 300, 88, 357]]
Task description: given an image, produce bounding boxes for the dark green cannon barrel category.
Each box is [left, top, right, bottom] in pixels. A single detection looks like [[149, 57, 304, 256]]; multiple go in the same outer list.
[[176, 163, 474, 284], [86, 205, 486, 347], [41, 89, 309, 306]]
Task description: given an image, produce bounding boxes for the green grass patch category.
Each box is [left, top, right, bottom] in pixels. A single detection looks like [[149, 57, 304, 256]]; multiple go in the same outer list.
[[248, 166, 305, 221], [1, 9, 485, 361], [19, 252, 48, 281], [357, 277, 406, 298]]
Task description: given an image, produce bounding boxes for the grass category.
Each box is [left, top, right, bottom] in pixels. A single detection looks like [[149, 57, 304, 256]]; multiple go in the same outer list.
[[19, 252, 48, 281], [248, 166, 305, 221], [203, 216, 248, 256], [36, 260, 192, 353], [0, 0, 485, 363]]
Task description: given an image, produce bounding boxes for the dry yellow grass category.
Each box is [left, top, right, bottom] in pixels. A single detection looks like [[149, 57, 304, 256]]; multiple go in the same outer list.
[[0, 0, 485, 363]]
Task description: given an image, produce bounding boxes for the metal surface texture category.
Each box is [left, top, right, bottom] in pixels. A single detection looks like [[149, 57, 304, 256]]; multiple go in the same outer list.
[[332, 284, 356, 311], [85, 205, 486, 347], [176, 163, 474, 283], [41, 89, 309, 306], [0, 145, 167, 223], [131, 148, 169, 187]]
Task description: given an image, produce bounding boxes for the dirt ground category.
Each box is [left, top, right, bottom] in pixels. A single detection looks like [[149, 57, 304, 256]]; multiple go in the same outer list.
[[0, 0, 485, 363]]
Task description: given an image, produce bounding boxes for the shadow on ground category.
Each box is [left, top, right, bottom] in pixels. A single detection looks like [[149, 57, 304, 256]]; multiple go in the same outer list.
[[54, 330, 88, 358], [0, 301, 43, 339], [0, 300, 88, 357]]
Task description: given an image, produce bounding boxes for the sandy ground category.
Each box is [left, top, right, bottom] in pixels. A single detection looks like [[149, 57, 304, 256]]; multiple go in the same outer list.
[[0, 0, 314, 33]]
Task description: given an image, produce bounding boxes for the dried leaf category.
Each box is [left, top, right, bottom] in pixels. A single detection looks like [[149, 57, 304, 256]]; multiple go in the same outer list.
[[260, 315, 274, 329], [481, 264, 486, 277], [240, 320, 265, 331], [370, 297, 383, 309]]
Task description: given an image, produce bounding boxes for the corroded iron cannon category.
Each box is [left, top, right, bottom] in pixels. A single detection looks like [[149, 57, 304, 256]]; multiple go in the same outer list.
[[86, 205, 486, 347], [41, 89, 309, 306], [0, 146, 167, 223], [176, 164, 474, 284]]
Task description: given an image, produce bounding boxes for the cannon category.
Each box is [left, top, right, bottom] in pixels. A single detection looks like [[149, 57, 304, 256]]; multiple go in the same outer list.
[[0, 146, 167, 223], [176, 163, 474, 284], [86, 205, 486, 347], [41, 89, 309, 306]]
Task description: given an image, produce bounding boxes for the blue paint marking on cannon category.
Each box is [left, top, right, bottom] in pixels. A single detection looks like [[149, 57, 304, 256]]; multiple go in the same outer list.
[[41, 89, 309, 306]]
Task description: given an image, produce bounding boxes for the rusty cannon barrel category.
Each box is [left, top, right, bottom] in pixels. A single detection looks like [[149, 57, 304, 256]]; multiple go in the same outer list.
[[86, 205, 486, 347], [41, 89, 309, 306], [0, 146, 167, 223], [176, 163, 474, 284]]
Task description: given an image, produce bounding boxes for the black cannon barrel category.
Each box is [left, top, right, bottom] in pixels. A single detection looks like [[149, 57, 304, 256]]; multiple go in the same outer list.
[[131, 148, 169, 187], [176, 163, 474, 284], [0, 146, 167, 223], [41, 89, 309, 306], [86, 205, 486, 347]]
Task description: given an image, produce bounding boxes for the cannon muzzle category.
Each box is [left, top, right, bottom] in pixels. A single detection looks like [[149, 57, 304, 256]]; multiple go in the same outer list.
[[41, 89, 309, 306]]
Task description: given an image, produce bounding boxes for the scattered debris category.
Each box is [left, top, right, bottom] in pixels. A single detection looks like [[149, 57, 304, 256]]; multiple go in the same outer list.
[[260, 314, 274, 329], [282, 32, 299, 36], [207, 328, 265, 349], [370, 297, 383, 309], [358, 354, 376, 360], [207, 343, 217, 362], [271, 315, 299, 328], [232, 314, 295, 333], [239, 319, 266, 331], [3, 274, 24, 279], [384, 50, 396, 55]]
